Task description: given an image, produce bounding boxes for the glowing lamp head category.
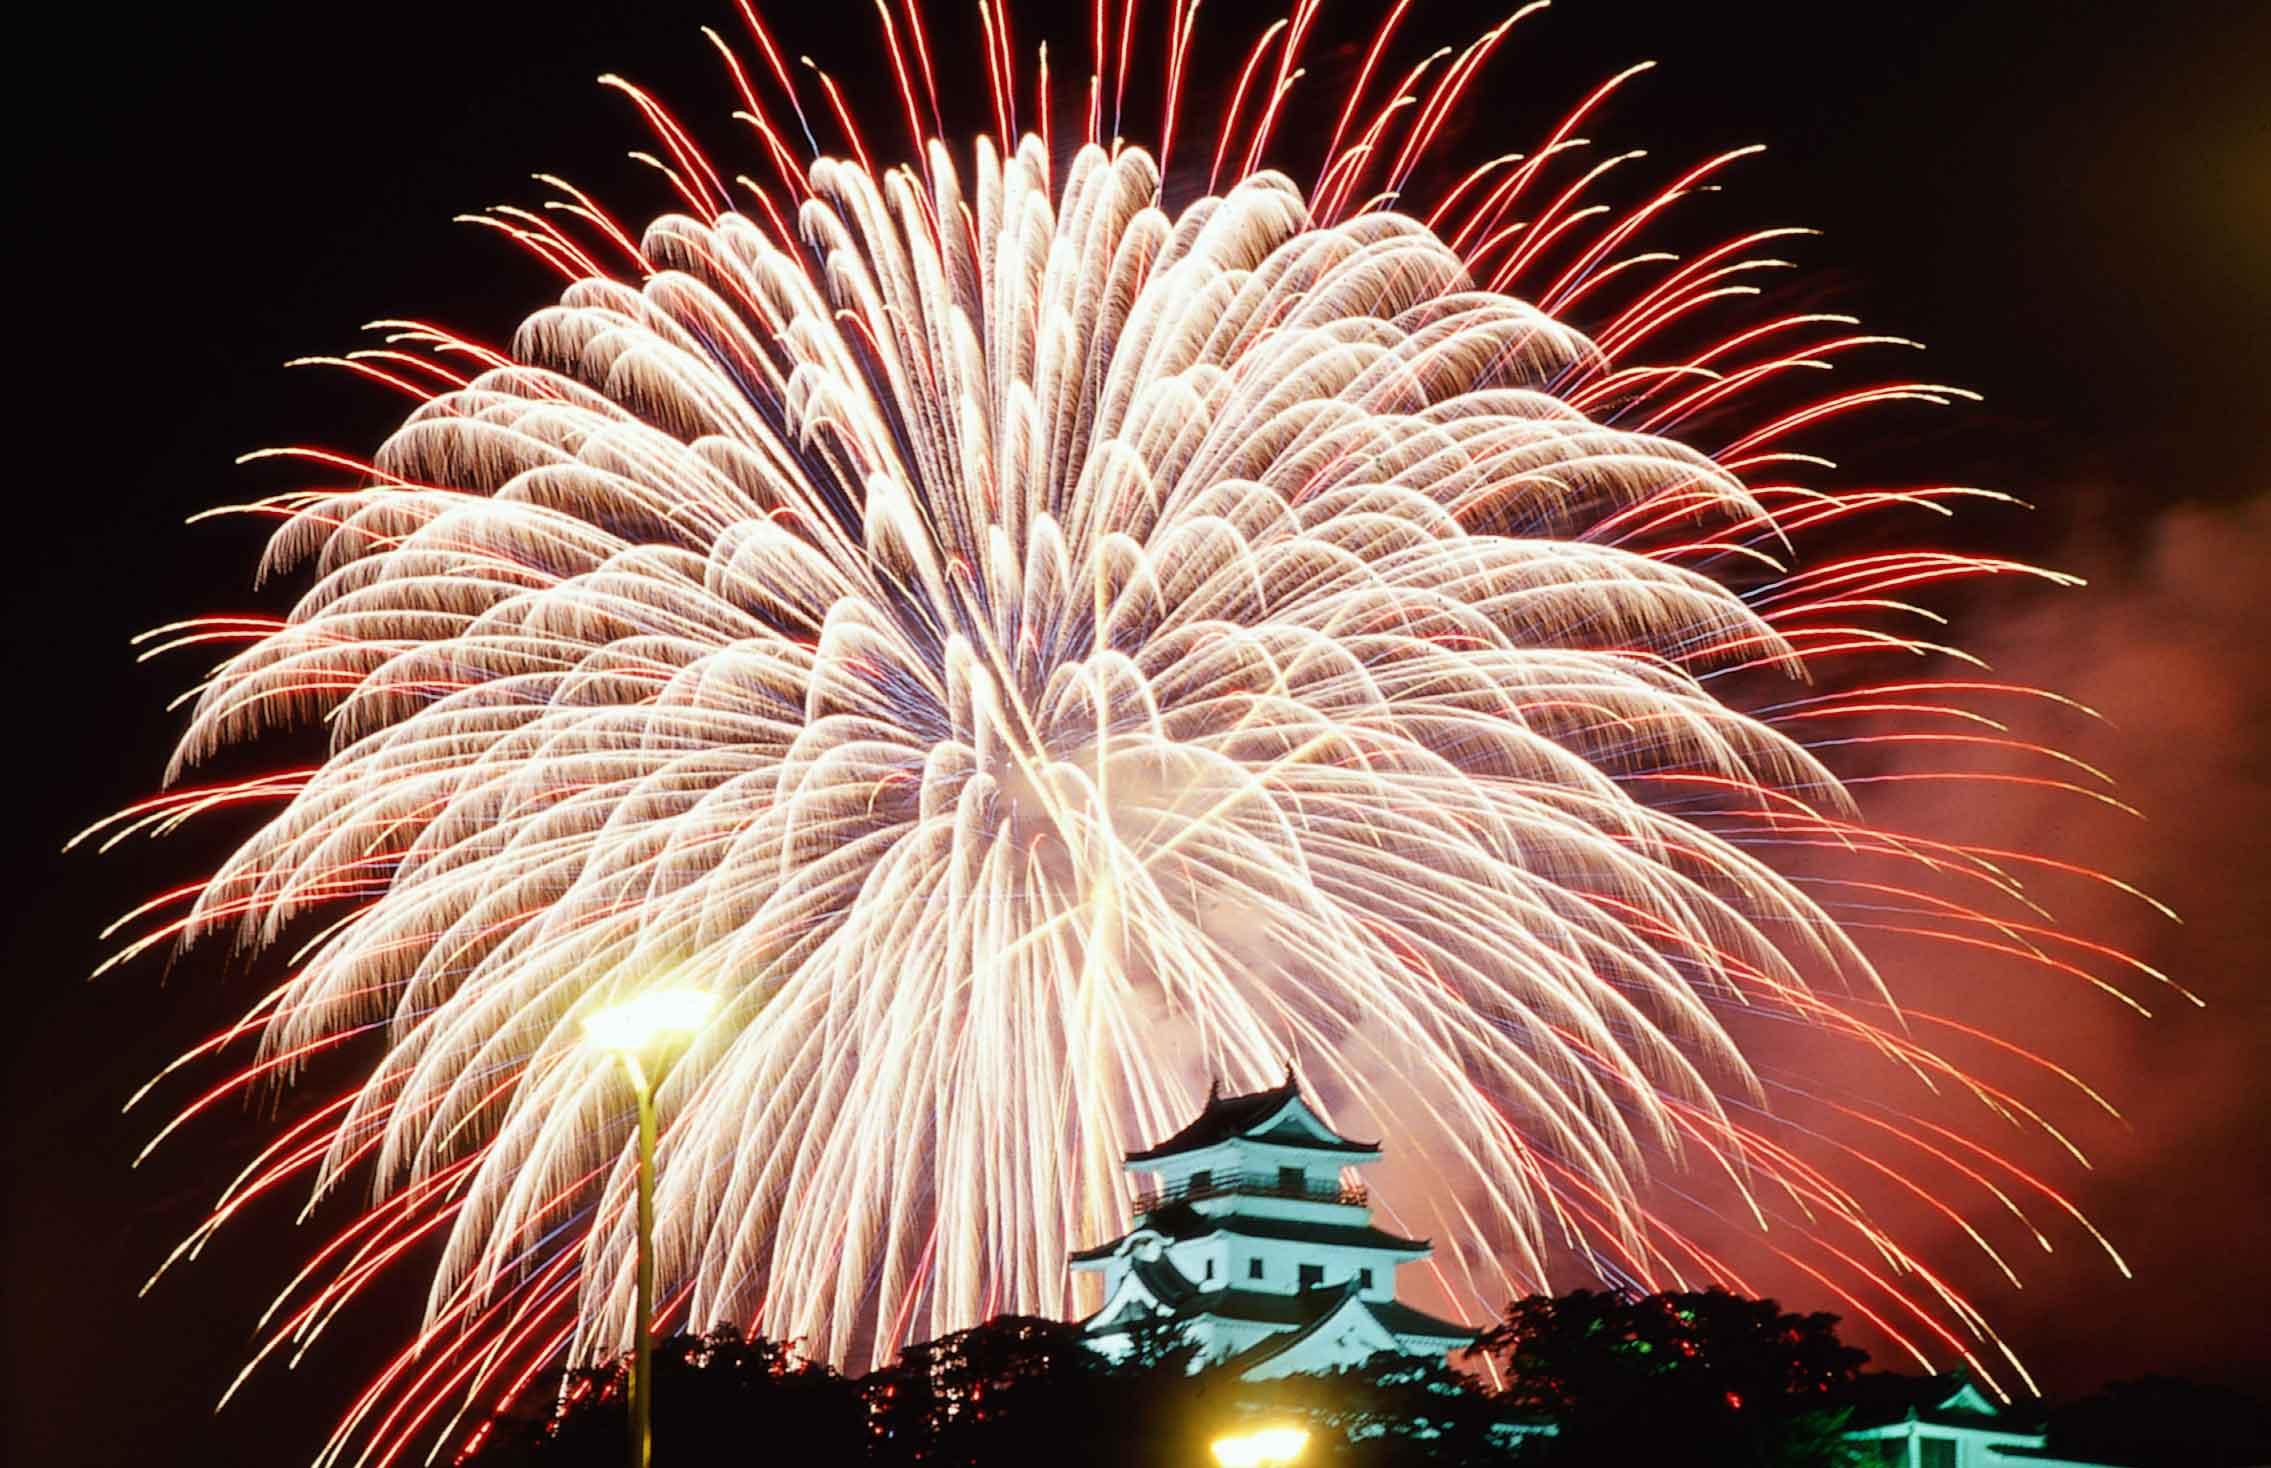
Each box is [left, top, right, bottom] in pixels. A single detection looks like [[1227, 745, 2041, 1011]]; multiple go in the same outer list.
[[1210, 1426, 1309, 1468], [580, 990, 718, 1055]]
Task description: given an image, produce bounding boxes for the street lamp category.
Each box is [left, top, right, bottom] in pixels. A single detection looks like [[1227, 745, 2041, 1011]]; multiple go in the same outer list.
[[1211, 1424, 1309, 1468], [583, 989, 718, 1468]]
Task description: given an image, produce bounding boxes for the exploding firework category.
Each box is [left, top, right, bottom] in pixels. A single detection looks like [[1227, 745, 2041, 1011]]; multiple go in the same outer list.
[[81, 3, 2182, 1463]]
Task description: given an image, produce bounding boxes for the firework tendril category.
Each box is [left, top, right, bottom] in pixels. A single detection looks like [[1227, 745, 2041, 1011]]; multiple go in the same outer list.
[[82, 4, 2180, 1464]]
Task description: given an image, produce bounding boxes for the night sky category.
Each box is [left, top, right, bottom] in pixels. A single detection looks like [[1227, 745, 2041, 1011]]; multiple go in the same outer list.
[[7, 2, 2267, 1463]]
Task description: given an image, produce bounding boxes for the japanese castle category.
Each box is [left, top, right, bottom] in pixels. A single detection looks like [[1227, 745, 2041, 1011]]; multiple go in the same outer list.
[[1066, 1078, 2150, 1467], [1073, 1074, 1475, 1378]]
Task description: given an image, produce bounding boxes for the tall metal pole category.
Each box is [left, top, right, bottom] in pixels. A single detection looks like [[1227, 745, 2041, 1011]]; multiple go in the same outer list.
[[626, 1054, 656, 1468], [584, 993, 712, 1468]]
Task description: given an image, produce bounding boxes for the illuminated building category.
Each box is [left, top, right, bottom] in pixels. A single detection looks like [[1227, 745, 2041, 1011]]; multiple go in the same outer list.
[[1845, 1375, 2126, 1468], [1074, 1074, 1475, 1378]]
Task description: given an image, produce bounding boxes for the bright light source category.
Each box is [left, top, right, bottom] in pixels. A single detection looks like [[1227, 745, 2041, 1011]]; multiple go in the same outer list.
[[1211, 1425, 1309, 1468], [581, 990, 718, 1054]]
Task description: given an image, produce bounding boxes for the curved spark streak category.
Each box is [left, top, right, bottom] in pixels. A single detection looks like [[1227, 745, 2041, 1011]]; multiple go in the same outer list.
[[200, 141, 1873, 1365], [89, 5, 2166, 1462]]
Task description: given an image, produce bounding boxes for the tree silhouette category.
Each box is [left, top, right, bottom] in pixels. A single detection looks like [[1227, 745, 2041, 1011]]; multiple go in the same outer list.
[[862, 1313, 1241, 1467], [1470, 1289, 1870, 1467], [472, 1326, 864, 1466], [465, 1293, 2002, 1467], [1239, 1353, 1529, 1465]]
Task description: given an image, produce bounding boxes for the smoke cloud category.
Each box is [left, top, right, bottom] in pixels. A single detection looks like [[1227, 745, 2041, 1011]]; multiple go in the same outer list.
[[1887, 489, 2271, 1396], [1379, 490, 2271, 1398]]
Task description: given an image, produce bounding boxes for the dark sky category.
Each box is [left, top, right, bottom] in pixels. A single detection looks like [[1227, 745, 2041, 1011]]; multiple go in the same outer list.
[[6, 2, 2267, 1464]]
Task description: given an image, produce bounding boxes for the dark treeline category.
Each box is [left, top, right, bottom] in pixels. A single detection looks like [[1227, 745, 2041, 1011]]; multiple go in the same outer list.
[[468, 1290, 2268, 1467]]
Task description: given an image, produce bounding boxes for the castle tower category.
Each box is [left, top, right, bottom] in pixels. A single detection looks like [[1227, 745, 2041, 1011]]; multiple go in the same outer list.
[[1072, 1074, 1475, 1379]]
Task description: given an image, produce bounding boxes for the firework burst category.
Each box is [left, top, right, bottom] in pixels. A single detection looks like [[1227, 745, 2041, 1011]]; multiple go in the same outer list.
[[81, 3, 2182, 1463]]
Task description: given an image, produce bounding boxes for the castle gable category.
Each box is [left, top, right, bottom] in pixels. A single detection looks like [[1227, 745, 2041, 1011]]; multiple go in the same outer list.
[[1124, 1078, 1380, 1165], [1230, 1289, 1406, 1381]]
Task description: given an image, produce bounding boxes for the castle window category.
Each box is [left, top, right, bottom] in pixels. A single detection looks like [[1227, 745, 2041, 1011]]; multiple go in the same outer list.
[[1203, 1257, 1216, 1281], [1919, 1439, 1956, 1468], [1248, 1257, 1264, 1280], [1357, 1268, 1373, 1288], [1189, 1169, 1213, 1195], [1298, 1263, 1324, 1289], [1278, 1165, 1304, 1194]]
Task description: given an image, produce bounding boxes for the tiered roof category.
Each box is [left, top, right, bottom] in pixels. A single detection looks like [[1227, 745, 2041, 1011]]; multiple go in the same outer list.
[[1090, 1254, 1471, 1346], [1069, 1201, 1429, 1264], [1125, 1077, 1378, 1162], [1220, 1288, 1474, 1376]]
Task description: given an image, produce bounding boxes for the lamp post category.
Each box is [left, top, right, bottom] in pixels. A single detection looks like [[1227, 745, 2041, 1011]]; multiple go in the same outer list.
[[1210, 1424, 1309, 1468], [582, 989, 718, 1468]]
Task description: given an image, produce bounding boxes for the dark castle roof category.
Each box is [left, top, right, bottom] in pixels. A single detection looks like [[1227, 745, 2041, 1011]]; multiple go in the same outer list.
[[1193, 1284, 1474, 1344], [1070, 1202, 1430, 1263], [1090, 1255, 1475, 1348], [1125, 1078, 1379, 1163], [1220, 1286, 1479, 1376]]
